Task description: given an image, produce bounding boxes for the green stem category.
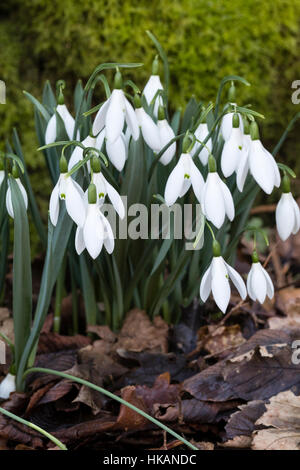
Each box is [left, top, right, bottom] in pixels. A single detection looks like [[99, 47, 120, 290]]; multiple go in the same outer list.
[[53, 255, 67, 333], [0, 406, 67, 450], [23, 367, 198, 451]]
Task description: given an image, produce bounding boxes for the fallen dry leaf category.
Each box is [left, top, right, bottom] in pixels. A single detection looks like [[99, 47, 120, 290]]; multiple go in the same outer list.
[[225, 400, 266, 440], [198, 324, 245, 358], [114, 309, 168, 354], [269, 288, 300, 329]]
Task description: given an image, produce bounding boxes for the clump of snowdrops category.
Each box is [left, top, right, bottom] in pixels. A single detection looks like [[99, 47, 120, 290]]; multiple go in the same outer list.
[[0, 33, 299, 426]]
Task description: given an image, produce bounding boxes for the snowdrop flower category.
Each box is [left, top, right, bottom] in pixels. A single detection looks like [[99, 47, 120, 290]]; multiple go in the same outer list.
[[142, 56, 163, 118], [245, 121, 280, 194], [75, 184, 114, 259], [92, 71, 139, 144], [90, 158, 125, 219], [200, 240, 247, 313], [49, 157, 86, 227], [164, 150, 204, 206], [0, 170, 4, 188], [201, 156, 234, 229], [221, 113, 243, 177], [190, 122, 212, 165], [157, 106, 176, 165], [6, 177, 28, 218], [134, 94, 161, 151], [45, 83, 79, 145], [247, 252, 274, 303], [0, 373, 16, 399], [221, 107, 244, 141], [275, 175, 300, 241]]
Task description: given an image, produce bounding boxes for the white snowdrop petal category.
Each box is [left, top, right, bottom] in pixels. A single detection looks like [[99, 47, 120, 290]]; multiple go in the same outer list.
[[219, 179, 235, 221], [211, 257, 231, 313], [246, 267, 256, 301], [92, 98, 110, 136], [5, 186, 13, 218], [75, 226, 85, 255], [260, 264, 274, 299], [0, 373, 16, 399], [158, 119, 176, 165], [226, 262, 247, 299], [164, 159, 185, 206], [200, 265, 212, 302], [190, 159, 204, 204], [83, 206, 104, 259], [135, 108, 161, 151], [106, 134, 127, 171], [105, 89, 125, 143], [17, 179, 28, 210], [95, 128, 106, 150], [0, 170, 4, 187], [236, 144, 249, 192], [221, 128, 243, 177], [65, 178, 86, 227], [58, 104, 77, 140], [249, 141, 275, 194], [143, 75, 163, 104], [45, 114, 57, 145], [124, 98, 140, 141], [203, 174, 225, 228], [99, 212, 115, 254], [68, 146, 83, 171], [291, 196, 300, 235], [106, 180, 125, 219]]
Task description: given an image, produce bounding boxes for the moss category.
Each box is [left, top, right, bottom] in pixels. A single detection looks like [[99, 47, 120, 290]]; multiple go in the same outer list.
[[1, 0, 300, 176]]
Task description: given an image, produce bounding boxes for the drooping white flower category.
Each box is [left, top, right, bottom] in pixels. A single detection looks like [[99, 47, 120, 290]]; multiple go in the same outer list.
[[143, 75, 163, 117], [190, 123, 212, 165], [201, 167, 235, 229], [247, 259, 274, 303], [92, 87, 139, 144], [200, 251, 247, 313], [221, 108, 244, 141], [6, 178, 28, 218], [91, 172, 125, 219], [0, 373, 16, 399], [45, 104, 79, 145], [157, 118, 176, 165], [276, 192, 300, 241], [236, 133, 251, 192], [68, 134, 102, 171], [49, 173, 86, 227], [221, 114, 243, 177], [135, 104, 161, 152], [75, 184, 115, 259], [164, 153, 204, 206], [248, 140, 280, 194]]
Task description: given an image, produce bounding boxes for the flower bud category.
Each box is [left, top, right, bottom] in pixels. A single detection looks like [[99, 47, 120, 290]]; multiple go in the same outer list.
[[91, 156, 101, 173], [232, 113, 240, 129], [250, 121, 260, 141], [228, 82, 236, 102], [251, 250, 259, 263], [152, 55, 159, 75], [212, 239, 221, 257], [114, 70, 123, 90], [134, 93, 142, 109], [208, 154, 217, 173], [88, 183, 97, 204], [282, 173, 290, 193], [59, 155, 68, 173], [12, 162, 19, 178], [56, 80, 65, 105]]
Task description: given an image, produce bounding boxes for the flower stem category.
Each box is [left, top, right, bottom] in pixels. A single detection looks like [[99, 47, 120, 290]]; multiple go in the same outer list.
[[0, 406, 67, 450], [23, 367, 198, 451]]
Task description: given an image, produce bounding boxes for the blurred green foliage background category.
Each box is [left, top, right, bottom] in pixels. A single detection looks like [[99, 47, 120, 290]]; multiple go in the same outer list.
[[0, 0, 300, 209]]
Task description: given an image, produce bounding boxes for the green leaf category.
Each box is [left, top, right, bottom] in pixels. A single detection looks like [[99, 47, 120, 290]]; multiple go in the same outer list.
[[272, 112, 300, 157], [10, 177, 32, 371], [79, 253, 98, 326], [85, 62, 143, 91], [23, 90, 50, 121]]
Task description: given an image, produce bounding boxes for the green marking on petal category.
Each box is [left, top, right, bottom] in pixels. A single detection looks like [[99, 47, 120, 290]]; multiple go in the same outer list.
[[184, 173, 190, 179]]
